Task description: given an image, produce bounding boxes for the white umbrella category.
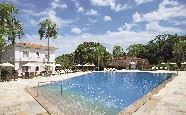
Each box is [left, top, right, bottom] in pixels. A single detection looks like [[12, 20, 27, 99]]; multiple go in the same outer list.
[[76, 64, 82, 67], [0, 62, 15, 67], [130, 62, 136, 65], [22, 62, 35, 67], [83, 63, 90, 66], [55, 64, 61, 66], [169, 62, 177, 65], [89, 64, 95, 67], [43, 63, 53, 67], [181, 62, 186, 65], [161, 62, 166, 65]]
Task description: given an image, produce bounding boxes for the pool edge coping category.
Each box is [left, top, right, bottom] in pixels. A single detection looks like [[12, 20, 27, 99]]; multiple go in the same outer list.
[[118, 73, 176, 115]]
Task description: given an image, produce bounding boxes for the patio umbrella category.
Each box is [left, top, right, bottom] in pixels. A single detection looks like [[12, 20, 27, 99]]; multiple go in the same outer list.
[[169, 62, 177, 65], [181, 62, 186, 65], [83, 63, 90, 66], [0, 62, 15, 67], [76, 64, 82, 67], [22, 62, 35, 67], [130, 62, 136, 65], [89, 64, 95, 67], [55, 64, 61, 66], [43, 63, 54, 67]]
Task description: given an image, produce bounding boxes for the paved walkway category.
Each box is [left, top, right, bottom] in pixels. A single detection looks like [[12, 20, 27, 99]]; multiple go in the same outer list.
[[134, 71, 186, 115], [0, 72, 89, 115]]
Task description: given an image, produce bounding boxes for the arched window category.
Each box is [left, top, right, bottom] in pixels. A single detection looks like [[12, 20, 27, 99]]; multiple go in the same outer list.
[[35, 66, 39, 71], [36, 52, 39, 57]]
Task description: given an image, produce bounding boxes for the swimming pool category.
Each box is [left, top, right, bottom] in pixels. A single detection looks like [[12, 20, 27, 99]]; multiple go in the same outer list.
[[38, 72, 172, 115]]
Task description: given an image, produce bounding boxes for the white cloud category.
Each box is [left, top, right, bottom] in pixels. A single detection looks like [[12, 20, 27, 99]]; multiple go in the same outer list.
[[110, 3, 128, 12], [60, 4, 68, 9], [104, 16, 112, 22], [51, 0, 68, 9], [38, 10, 73, 29], [78, 7, 84, 13], [88, 18, 98, 23], [85, 9, 98, 16], [135, 0, 154, 5], [134, 0, 186, 22], [90, 0, 129, 12], [71, 27, 82, 34], [22, 9, 47, 17], [23, 28, 156, 56], [133, 12, 142, 22], [146, 21, 183, 33], [118, 23, 136, 31], [131, 0, 186, 33]]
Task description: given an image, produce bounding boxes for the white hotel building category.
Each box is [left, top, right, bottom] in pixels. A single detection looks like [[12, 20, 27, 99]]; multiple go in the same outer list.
[[1, 42, 56, 75]]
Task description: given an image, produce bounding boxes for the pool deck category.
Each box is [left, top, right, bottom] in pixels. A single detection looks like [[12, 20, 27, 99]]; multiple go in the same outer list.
[[0, 71, 186, 115], [0, 72, 90, 115], [133, 71, 186, 115]]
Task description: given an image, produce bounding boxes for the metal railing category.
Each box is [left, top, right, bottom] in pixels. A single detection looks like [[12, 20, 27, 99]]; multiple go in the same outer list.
[[36, 80, 81, 97]]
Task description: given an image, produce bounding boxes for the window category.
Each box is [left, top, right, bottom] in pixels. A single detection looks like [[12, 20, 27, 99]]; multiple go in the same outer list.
[[36, 52, 40, 57], [23, 51, 29, 58], [35, 66, 39, 71]]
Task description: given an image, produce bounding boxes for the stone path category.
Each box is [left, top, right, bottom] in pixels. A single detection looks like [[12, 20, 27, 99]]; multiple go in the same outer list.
[[134, 71, 186, 115]]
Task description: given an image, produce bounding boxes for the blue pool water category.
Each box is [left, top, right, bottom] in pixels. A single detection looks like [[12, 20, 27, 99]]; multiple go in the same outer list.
[[39, 72, 172, 115]]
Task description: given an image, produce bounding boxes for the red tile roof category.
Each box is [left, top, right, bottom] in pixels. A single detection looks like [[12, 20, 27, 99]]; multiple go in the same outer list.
[[15, 42, 56, 49]]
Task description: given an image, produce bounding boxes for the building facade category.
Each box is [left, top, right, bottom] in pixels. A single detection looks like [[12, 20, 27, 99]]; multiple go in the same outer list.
[[107, 56, 149, 69], [1, 42, 56, 75]]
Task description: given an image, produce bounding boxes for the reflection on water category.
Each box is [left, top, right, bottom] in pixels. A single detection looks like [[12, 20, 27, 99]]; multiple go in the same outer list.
[[38, 72, 171, 115]]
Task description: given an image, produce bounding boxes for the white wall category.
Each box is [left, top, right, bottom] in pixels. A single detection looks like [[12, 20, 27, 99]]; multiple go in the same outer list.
[[1, 44, 56, 75], [15, 46, 56, 63]]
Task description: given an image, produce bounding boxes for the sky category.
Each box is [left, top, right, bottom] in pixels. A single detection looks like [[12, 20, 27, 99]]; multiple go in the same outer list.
[[2, 0, 186, 56]]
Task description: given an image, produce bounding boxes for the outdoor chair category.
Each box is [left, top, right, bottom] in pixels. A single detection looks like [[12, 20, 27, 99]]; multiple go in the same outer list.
[[48, 71, 52, 76], [21, 73, 25, 79], [1, 75, 5, 82], [25, 72, 30, 79], [5, 74, 11, 81], [13, 72, 18, 81], [30, 72, 35, 79]]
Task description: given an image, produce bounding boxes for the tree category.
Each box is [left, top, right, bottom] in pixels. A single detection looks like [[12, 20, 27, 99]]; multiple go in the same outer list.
[[112, 45, 125, 69], [173, 40, 186, 62], [112, 45, 125, 57], [56, 54, 74, 69], [0, 2, 23, 62], [38, 18, 58, 63], [95, 44, 106, 71], [74, 42, 110, 70], [0, 2, 23, 45], [127, 44, 146, 57]]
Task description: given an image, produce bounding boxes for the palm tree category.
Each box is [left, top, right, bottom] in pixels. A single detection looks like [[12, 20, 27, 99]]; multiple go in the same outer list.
[[38, 18, 58, 63], [95, 44, 105, 71]]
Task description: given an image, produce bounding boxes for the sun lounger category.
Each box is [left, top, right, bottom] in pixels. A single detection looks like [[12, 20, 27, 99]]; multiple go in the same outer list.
[[60, 70, 65, 74], [69, 69, 73, 73]]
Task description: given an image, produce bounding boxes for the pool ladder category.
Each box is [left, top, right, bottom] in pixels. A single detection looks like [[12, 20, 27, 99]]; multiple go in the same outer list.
[[36, 80, 81, 97]]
